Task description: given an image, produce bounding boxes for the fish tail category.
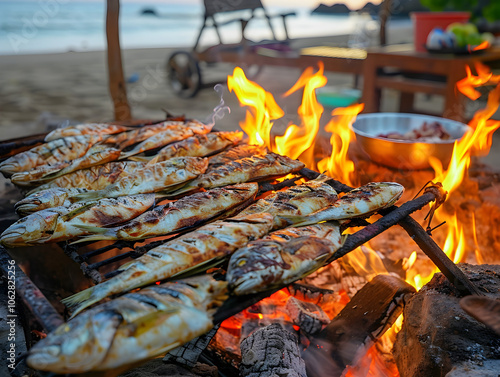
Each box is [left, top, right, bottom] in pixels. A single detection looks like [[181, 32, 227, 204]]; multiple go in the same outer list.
[[146, 155, 160, 165], [61, 287, 101, 317], [278, 214, 316, 227]]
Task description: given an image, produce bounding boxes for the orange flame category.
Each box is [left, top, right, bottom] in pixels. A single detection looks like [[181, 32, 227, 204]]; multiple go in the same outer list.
[[275, 64, 327, 165], [227, 67, 284, 148], [472, 40, 490, 51], [317, 104, 364, 186]]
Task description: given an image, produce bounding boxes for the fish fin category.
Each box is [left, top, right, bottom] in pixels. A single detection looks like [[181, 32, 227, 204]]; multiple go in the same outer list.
[[70, 190, 102, 203], [170, 257, 225, 280], [127, 155, 153, 163], [146, 155, 160, 165], [278, 214, 316, 227], [60, 202, 96, 221], [70, 226, 116, 243], [159, 183, 197, 197]]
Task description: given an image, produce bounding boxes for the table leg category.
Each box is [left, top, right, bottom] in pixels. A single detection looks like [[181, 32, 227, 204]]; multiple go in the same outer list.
[[443, 62, 467, 122], [362, 56, 381, 113]]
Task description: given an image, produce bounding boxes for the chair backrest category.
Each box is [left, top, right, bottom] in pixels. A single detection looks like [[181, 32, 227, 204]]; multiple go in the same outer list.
[[203, 0, 266, 17]]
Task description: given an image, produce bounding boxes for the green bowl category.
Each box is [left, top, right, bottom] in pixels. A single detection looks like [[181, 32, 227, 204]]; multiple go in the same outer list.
[[316, 88, 361, 108]]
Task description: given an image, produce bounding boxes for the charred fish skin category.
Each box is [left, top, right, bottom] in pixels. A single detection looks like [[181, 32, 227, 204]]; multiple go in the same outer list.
[[28, 161, 146, 194], [15, 187, 89, 216], [119, 120, 213, 159], [208, 144, 268, 167], [62, 213, 275, 316], [172, 152, 305, 195], [27, 276, 227, 374], [77, 182, 259, 242], [148, 131, 244, 164], [1, 194, 156, 247], [0, 135, 106, 176], [240, 174, 338, 229], [281, 182, 405, 227], [72, 157, 208, 202], [44, 123, 132, 142], [227, 222, 342, 295]]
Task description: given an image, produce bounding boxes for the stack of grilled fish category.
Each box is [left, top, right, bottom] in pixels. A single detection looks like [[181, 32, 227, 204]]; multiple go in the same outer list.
[[0, 120, 405, 373]]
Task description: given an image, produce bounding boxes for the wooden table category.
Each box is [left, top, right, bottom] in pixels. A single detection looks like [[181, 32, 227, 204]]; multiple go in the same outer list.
[[361, 44, 500, 122]]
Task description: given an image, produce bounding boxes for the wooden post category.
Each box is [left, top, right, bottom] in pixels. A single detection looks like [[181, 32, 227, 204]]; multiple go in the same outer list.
[[106, 0, 131, 121]]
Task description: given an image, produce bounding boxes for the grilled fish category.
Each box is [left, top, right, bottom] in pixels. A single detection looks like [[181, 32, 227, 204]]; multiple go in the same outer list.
[[10, 146, 122, 187], [281, 182, 405, 227], [75, 183, 258, 242], [0, 135, 106, 176], [44, 123, 132, 142], [72, 157, 208, 202], [208, 144, 268, 167], [1, 194, 156, 247], [107, 120, 205, 150], [27, 275, 227, 374], [15, 187, 89, 216], [144, 131, 243, 164], [27, 161, 146, 194], [170, 152, 305, 196], [119, 120, 212, 159], [240, 174, 337, 229], [227, 222, 342, 295], [62, 213, 275, 316]]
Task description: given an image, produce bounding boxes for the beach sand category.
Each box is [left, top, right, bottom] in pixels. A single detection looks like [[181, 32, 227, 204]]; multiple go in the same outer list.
[[1, 29, 499, 165]]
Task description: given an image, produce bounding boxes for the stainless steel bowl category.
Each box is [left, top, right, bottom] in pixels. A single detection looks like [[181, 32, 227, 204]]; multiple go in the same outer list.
[[350, 113, 471, 170]]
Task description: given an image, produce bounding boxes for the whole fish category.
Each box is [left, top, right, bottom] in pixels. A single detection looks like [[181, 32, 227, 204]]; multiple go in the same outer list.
[[75, 183, 259, 242], [0, 194, 155, 247], [208, 144, 268, 167], [0, 135, 106, 176], [27, 275, 227, 374], [15, 187, 89, 216], [27, 161, 146, 194], [170, 152, 305, 196], [119, 120, 212, 159], [44, 123, 132, 142], [239, 174, 338, 229], [281, 182, 405, 227], [144, 131, 243, 164], [72, 157, 208, 202], [107, 120, 205, 150], [227, 222, 343, 295], [10, 146, 122, 187], [62, 212, 275, 316]]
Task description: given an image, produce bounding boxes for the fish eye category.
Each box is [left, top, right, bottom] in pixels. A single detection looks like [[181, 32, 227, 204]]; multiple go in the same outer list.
[[237, 259, 246, 266]]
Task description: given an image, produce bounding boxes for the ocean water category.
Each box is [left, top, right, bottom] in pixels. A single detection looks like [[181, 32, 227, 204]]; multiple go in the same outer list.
[[0, 0, 387, 55]]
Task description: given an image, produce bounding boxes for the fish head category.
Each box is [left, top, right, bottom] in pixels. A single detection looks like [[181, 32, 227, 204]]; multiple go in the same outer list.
[[14, 189, 66, 216], [0, 210, 60, 247], [227, 241, 285, 295], [377, 182, 405, 207], [27, 310, 122, 373]]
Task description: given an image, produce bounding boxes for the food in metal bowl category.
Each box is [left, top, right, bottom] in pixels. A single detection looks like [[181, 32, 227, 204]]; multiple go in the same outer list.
[[377, 121, 451, 142], [350, 113, 471, 170]]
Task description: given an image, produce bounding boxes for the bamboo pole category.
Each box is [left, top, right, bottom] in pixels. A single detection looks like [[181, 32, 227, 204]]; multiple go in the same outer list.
[[106, 0, 131, 121]]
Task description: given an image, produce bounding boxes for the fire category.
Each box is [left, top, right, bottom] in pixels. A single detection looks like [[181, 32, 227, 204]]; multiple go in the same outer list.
[[227, 67, 284, 148], [225, 62, 500, 377], [275, 63, 327, 165], [317, 104, 364, 186]]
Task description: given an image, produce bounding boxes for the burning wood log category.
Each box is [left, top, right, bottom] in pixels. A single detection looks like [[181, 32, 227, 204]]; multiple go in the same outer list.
[[286, 296, 330, 335], [393, 263, 500, 377], [302, 274, 415, 377], [239, 323, 307, 377], [164, 326, 220, 368]]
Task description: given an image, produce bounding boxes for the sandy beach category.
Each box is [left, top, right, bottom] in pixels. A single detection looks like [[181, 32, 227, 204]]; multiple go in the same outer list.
[[1, 26, 499, 165]]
